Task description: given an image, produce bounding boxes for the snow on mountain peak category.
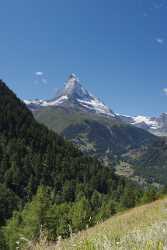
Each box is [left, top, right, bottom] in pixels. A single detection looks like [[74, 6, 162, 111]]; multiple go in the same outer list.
[[132, 116, 159, 129], [57, 73, 89, 99], [24, 74, 115, 117], [117, 114, 160, 130], [68, 73, 78, 81], [66, 73, 79, 88], [56, 74, 115, 116]]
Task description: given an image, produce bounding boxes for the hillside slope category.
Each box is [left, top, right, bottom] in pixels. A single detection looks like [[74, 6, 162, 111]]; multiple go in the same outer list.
[[125, 138, 167, 185], [31, 197, 167, 250]]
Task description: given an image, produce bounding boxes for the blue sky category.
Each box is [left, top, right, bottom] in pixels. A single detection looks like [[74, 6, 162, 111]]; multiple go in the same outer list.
[[0, 0, 167, 116]]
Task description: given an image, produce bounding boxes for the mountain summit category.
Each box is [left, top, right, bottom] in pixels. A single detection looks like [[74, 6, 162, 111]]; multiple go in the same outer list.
[[55, 73, 90, 99], [25, 74, 115, 117]]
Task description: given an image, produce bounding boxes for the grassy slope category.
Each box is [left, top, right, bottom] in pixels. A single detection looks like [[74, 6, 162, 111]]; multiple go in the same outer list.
[[34, 106, 119, 134], [29, 197, 167, 250]]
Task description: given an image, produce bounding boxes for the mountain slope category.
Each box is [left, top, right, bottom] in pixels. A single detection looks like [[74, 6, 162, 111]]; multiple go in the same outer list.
[[128, 138, 167, 184]]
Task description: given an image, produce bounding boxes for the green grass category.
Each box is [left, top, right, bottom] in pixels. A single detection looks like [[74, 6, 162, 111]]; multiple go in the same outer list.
[[26, 197, 167, 250]]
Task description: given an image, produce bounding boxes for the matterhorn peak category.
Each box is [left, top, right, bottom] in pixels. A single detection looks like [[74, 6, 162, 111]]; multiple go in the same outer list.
[[68, 73, 78, 80], [25, 73, 115, 117], [57, 73, 89, 100], [64, 73, 80, 91]]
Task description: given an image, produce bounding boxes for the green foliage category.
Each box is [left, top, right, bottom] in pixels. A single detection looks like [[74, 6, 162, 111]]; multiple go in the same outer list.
[[90, 191, 102, 212], [3, 211, 22, 250], [46, 203, 71, 239], [95, 199, 116, 222], [140, 187, 158, 204], [4, 186, 50, 249], [20, 186, 50, 238], [120, 184, 137, 209], [0, 184, 20, 226], [0, 229, 7, 250], [70, 196, 92, 231]]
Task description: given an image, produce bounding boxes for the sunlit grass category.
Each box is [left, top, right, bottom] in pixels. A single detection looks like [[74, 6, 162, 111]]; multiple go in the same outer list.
[[25, 198, 167, 250]]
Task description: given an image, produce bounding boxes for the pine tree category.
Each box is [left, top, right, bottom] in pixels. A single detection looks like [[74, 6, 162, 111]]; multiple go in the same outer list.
[[70, 196, 92, 231]]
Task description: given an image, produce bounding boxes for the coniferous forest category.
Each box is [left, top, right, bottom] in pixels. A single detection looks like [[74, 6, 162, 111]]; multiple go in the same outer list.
[[0, 80, 165, 250]]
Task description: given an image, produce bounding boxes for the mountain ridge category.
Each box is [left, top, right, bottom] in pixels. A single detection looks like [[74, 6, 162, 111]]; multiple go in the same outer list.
[[118, 113, 167, 136]]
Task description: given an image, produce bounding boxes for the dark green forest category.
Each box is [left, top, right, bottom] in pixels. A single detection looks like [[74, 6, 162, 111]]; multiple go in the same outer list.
[[0, 80, 164, 250]]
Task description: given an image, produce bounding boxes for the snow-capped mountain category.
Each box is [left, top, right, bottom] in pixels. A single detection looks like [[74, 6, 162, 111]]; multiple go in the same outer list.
[[25, 73, 167, 137], [25, 74, 115, 117], [118, 113, 167, 136]]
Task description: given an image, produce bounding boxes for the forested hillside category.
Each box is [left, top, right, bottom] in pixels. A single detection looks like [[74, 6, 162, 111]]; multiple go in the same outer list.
[[0, 80, 163, 250], [131, 138, 167, 184]]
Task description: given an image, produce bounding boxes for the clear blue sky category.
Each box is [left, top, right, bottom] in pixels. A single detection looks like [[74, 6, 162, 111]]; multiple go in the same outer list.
[[0, 0, 167, 116]]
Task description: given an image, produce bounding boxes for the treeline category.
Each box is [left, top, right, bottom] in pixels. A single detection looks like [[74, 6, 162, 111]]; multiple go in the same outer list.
[[0, 80, 165, 249]]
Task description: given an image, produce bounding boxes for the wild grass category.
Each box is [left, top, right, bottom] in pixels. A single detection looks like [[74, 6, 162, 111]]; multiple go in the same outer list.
[[25, 198, 167, 250]]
